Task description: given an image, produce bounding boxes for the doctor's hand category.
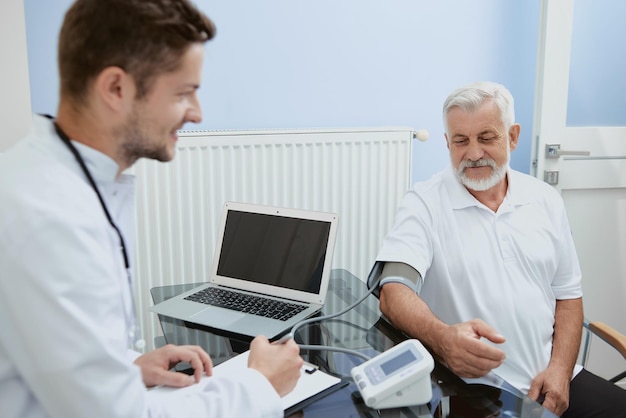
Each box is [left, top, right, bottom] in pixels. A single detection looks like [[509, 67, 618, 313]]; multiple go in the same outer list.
[[436, 319, 506, 378], [134, 344, 213, 388], [248, 335, 304, 397]]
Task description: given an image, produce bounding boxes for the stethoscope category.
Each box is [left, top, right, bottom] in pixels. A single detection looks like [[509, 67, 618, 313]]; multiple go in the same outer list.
[[46, 115, 145, 351]]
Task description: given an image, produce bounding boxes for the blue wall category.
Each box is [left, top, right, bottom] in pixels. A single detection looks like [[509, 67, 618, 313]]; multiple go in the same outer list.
[[24, 0, 540, 182]]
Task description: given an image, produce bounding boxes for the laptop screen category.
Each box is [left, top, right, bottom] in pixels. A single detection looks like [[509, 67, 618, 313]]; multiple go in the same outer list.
[[216, 210, 332, 294]]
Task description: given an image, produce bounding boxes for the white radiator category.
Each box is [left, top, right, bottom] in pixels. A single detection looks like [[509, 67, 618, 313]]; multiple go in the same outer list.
[[133, 127, 414, 350]]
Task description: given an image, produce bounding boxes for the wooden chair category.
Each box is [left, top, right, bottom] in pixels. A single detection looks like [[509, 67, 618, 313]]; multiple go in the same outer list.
[[581, 319, 626, 384]]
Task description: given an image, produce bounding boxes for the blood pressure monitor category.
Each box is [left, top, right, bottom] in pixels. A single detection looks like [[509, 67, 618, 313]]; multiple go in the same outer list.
[[351, 339, 434, 409]]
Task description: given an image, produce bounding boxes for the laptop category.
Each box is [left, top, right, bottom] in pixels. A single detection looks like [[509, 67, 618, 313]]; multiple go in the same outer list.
[[150, 201, 339, 341]]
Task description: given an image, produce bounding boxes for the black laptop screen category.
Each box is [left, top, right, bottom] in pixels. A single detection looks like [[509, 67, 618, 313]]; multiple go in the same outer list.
[[216, 210, 331, 294]]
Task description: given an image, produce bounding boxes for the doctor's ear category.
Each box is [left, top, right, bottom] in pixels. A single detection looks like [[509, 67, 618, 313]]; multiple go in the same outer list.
[[93, 66, 136, 112]]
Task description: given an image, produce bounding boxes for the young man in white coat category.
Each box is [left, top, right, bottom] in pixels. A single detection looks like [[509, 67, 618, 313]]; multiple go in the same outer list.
[[0, 1, 302, 417]]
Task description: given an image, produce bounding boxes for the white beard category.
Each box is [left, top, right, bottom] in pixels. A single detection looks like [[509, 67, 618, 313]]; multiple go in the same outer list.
[[455, 157, 508, 192]]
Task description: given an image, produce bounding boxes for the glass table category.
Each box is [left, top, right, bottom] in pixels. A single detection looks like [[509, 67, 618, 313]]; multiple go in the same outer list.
[[150, 269, 557, 417]]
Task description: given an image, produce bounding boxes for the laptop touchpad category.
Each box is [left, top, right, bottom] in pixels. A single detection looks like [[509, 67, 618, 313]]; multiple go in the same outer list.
[[190, 307, 246, 326]]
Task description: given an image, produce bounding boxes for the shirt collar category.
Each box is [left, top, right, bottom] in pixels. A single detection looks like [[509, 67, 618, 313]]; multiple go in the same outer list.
[[37, 114, 122, 184], [442, 166, 479, 209], [503, 169, 532, 206], [72, 141, 121, 185]]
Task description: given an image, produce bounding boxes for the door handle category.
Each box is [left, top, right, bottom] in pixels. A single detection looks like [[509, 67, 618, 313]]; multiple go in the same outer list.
[[545, 144, 591, 159]]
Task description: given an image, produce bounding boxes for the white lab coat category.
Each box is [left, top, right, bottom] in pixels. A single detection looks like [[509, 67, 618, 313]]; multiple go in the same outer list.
[[0, 115, 282, 417]]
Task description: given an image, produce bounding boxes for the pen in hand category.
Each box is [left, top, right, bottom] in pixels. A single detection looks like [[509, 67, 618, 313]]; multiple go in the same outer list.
[[273, 333, 317, 375]]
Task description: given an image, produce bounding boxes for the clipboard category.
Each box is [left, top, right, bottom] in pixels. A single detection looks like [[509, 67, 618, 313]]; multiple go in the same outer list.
[[149, 350, 348, 414], [219, 351, 347, 413], [284, 376, 349, 416]]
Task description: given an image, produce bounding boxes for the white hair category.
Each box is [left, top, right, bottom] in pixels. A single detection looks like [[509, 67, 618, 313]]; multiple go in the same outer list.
[[442, 81, 515, 133]]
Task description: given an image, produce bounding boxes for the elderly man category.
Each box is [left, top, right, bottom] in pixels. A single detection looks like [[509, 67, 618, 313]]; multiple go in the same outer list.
[[370, 81, 626, 417]]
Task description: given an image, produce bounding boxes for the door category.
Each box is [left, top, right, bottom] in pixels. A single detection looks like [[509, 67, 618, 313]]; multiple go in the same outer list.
[[0, 0, 32, 150], [532, 0, 626, 385]]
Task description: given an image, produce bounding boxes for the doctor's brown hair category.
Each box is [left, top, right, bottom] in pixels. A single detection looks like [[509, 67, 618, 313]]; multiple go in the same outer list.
[[58, 0, 216, 106]]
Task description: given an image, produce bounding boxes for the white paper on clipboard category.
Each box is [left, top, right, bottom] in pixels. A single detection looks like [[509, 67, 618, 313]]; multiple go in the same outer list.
[[149, 350, 343, 411]]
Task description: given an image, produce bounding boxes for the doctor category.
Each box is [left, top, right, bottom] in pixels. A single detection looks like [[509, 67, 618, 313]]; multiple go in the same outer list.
[[0, 0, 302, 417]]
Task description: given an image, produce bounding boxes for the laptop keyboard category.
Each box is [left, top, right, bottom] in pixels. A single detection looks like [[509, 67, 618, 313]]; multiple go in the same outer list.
[[184, 287, 307, 321]]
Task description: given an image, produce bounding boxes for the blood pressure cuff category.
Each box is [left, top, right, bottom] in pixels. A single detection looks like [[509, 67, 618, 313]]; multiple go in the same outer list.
[[366, 261, 422, 299]]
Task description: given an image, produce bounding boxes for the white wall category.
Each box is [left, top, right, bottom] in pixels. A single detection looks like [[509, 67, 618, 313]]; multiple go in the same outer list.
[[0, 0, 32, 151]]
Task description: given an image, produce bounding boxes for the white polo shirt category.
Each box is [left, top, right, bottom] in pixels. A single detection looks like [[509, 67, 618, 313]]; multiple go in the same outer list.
[[376, 166, 583, 393]]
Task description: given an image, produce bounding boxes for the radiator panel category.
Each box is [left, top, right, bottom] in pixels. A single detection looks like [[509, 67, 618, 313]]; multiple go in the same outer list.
[[133, 128, 414, 351]]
